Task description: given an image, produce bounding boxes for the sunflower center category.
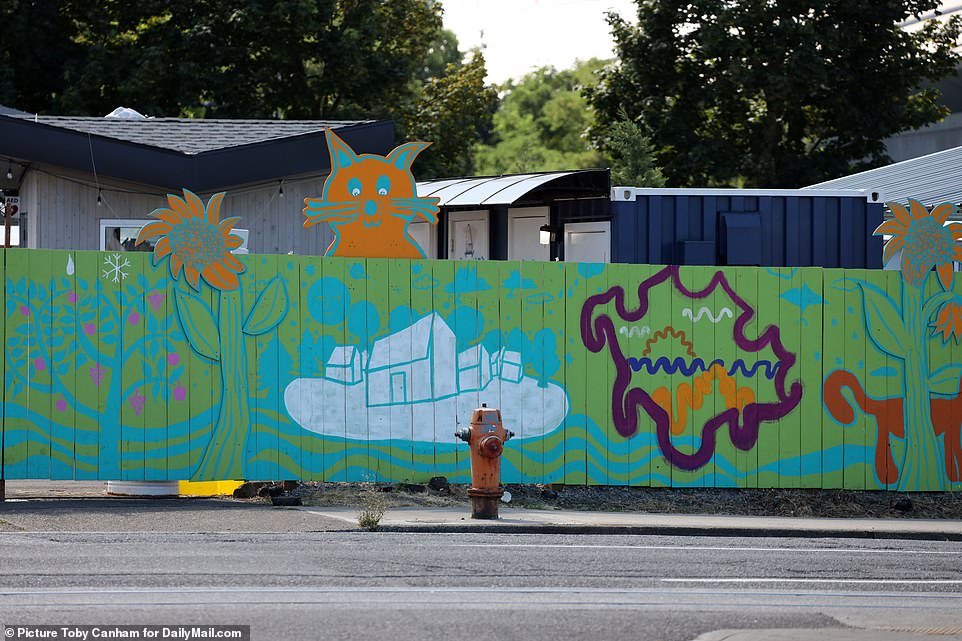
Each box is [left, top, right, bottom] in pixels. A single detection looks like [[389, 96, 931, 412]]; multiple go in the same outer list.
[[169, 218, 227, 269], [905, 216, 955, 267]]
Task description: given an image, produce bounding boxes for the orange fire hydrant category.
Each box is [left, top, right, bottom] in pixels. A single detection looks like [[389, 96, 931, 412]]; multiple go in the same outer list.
[[455, 404, 514, 519]]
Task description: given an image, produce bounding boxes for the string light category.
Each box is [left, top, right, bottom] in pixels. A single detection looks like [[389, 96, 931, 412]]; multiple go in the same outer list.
[[5, 162, 12, 181], [279, 180, 285, 198], [96, 189, 102, 206]]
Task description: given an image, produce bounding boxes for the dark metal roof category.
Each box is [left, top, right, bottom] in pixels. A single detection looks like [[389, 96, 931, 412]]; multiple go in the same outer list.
[[0, 113, 394, 192], [417, 169, 609, 206], [7, 115, 377, 155]]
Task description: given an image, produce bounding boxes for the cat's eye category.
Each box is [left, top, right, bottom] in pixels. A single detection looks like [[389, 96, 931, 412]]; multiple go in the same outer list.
[[348, 178, 362, 197], [376, 176, 391, 197]]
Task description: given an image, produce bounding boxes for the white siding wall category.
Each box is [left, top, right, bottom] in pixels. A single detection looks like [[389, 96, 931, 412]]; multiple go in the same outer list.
[[20, 166, 335, 255]]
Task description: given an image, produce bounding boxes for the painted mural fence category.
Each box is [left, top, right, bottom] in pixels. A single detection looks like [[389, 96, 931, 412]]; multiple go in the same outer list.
[[2, 248, 961, 491]]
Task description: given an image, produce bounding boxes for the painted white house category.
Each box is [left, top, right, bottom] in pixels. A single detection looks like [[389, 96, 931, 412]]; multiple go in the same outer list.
[[366, 312, 457, 407], [324, 345, 365, 385], [456, 343, 492, 392], [500, 350, 524, 383]]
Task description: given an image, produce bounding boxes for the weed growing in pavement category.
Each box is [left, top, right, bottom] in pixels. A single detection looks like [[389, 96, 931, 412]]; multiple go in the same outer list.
[[357, 484, 387, 531]]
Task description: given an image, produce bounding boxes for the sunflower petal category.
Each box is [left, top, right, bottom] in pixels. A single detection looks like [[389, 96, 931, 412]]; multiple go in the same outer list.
[[184, 266, 201, 291], [206, 192, 226, 225], [150, 207, 182, 226], [874, 219, 905, 236], [183, 190, 207, 220], [888, 202, 911, 224], [202, 262, 239, 291], [225, 235, 243, 249], [137, 221, 170, 245], [882, 235, 905, 264], [223, 252, 245, 272], [910, 199, 929, 220], [219, 216, 242, 235], [169, 253, 184, 280], [167, 194, 191, 220], [933, 203, 957, 225], [153, 236, 172, 260], [937, 262, 954, 290]]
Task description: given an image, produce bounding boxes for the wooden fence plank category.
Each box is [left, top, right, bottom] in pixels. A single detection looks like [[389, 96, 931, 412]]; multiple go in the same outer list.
[[541, 260, 566, 484], [408, 258, 436, 480], [798, 266, 824, 488], [842, 268, 868, 490], [563, 262, 587, 485], [778, 268, 802, 488]]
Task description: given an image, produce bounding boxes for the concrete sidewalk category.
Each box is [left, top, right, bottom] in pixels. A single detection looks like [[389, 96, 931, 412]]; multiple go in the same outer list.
[[3, 480, 961, 539], [304, 505, 962, 540]]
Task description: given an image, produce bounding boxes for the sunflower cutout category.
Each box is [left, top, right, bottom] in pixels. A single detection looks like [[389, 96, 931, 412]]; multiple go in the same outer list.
[[931, 299, 962, 343], [875, 199, 962, 289], [137, 189, 245, 291]]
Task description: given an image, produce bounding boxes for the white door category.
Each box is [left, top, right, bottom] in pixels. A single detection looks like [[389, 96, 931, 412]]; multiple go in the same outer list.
[[448, 210, 489, 260], [564, 221, 610, 263], [508, 207, 549, 261], [407, 221, 437, 259]]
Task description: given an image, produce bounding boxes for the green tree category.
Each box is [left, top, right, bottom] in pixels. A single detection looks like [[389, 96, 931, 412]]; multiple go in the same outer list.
[[475, 60, 607, 174], [2, 0, 445, 120], [600, 116, 666, 187], [407, 51, 499, 179], [587, 0, 962, 187]]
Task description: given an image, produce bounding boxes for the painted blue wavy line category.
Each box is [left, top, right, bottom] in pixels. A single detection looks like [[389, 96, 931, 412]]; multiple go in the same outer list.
[[627, 357, 780, 379]]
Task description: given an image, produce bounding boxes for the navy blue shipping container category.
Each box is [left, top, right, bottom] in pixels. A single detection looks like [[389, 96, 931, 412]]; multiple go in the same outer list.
[[609, 188, 884, 268]]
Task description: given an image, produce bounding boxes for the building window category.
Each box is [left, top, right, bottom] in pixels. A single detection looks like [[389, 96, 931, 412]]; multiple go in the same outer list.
[[99, 219, 157, 252]]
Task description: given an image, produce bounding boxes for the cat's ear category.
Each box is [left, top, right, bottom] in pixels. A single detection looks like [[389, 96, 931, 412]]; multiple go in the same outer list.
[[326, 129, 359, 169], [385, 141, 431, 171]]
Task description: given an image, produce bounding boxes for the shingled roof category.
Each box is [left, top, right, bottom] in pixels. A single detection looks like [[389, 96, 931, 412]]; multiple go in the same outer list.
[[0, 110, 394, 191], [7, 114, 378, 155]]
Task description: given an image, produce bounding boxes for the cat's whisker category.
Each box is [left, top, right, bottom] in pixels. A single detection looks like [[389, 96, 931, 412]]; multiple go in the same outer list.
[[391, 198, 440, 224], [303, 199, 360, 227]]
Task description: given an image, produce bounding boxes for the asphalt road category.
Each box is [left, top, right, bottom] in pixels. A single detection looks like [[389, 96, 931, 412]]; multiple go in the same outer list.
[[0, 509, 959, 641]]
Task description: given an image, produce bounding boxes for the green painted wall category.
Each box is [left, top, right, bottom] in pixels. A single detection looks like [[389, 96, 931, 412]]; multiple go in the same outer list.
[[3, 250, 960, 490]]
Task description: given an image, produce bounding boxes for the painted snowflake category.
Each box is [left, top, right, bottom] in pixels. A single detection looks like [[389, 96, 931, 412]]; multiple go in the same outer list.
[[102, 253, 131, 283]]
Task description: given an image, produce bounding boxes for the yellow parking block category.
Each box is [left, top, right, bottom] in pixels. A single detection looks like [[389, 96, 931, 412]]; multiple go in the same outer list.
[[179, 480, 245, 496]]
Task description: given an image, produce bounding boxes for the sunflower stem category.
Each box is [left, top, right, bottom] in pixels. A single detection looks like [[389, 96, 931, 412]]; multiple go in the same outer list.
[[192, 288, 250, 481], [897, 282, 947, 491]]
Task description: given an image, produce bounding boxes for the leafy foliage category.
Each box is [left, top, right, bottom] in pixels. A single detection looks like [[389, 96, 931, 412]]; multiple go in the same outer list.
[[407, 52, 499, 178], [586, 0, 962, 187], [475, 60, 608, 175]]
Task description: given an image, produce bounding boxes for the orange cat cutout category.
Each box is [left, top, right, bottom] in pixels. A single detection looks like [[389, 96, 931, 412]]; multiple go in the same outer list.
[[303, 129, 440, 258]]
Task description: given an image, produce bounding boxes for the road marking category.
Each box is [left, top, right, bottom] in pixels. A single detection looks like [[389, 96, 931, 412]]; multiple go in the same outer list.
[[453, 543, 953, 555], [662, 578, 962, 585]]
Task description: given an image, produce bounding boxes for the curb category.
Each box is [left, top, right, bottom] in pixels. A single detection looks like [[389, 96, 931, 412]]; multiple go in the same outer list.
[[374, 523, 962, 541]]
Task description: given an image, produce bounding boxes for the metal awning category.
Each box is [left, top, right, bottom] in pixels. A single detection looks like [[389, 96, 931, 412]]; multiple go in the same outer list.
[[416, 169, 609, 207]]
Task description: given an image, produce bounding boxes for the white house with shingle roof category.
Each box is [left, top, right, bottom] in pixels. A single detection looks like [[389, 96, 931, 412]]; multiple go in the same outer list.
[[0, 105, 394, 253]]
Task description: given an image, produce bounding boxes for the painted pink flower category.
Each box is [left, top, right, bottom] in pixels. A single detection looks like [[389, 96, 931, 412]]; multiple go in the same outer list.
[[168, 353, 180, 367], [34, 358, 45, 372], [128, 311, 141, 325]]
